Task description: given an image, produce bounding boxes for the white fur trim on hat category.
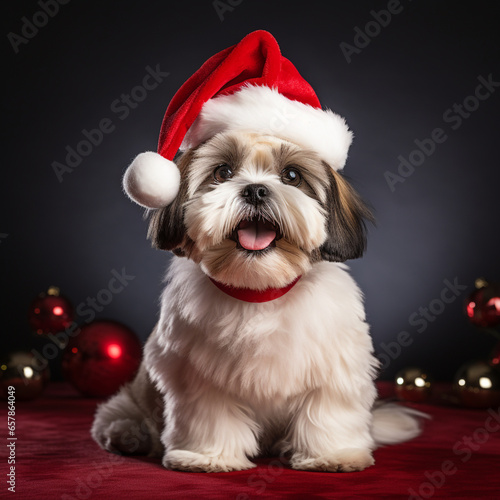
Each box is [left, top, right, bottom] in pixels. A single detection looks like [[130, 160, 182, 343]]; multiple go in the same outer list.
[[181, 85, 353, 170], [123, 152, 180, 209]]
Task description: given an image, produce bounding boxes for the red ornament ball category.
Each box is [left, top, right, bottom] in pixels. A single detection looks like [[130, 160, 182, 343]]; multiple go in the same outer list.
[[28, 286, 74, 335], [465, 278, 500, 328], [62, 320, 142, 397], [454, 360, 500, 409], [395, 367, 433, 403], [491, 341, 500, 368]]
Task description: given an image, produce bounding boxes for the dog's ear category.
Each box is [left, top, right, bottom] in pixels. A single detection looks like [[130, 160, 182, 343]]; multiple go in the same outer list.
[[147, 150, 192, 254], [320, 165, 374, 262]]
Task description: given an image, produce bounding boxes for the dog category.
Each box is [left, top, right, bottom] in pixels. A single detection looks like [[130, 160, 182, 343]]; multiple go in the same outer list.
[[91, 31, 423, 473]]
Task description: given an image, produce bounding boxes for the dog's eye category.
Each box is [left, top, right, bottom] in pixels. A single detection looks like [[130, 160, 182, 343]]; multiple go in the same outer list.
[[213, 164, 234, 183], [281, 167, 302, 187]]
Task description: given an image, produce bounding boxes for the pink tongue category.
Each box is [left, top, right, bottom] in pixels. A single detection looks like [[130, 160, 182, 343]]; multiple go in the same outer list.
[[237, 219, 276, 251]]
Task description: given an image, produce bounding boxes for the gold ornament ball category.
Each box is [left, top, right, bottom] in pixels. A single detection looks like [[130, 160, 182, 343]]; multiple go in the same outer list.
[[454, 360, 500, 409], [395, 367, 433, 403], [0, 351, 50, 401]]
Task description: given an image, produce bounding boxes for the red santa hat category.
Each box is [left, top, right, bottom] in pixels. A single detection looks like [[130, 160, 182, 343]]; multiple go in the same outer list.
[[123, 30, 352, 209]]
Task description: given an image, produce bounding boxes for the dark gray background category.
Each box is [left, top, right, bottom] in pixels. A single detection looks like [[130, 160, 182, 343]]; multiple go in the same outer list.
[[3, 0, 500, 381]]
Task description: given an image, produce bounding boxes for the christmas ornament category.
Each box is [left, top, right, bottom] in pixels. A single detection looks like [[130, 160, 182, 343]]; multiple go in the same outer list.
[[28, 286, 74, 335], [490, 341, 500, 367], [395, 367, 433, 403], [62, 320, 142, 397], [465, 278, 500, 328], [122, 30, 352, 209], [454, 360, 500, 409], [0, 351, 50, 400]]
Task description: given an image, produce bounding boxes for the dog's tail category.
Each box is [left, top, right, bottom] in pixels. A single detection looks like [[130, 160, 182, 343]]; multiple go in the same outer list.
[[371, 401, 430, 447]]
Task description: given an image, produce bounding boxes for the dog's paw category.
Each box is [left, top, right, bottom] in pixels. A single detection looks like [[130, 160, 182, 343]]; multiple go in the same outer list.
[[290, 448, 374, 472], [93, 418, 153, 455], [163, 449, 256, 472]]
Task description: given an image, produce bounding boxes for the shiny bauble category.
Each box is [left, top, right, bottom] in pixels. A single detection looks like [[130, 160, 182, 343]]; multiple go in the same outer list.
[[465, 278, 500, 328], [62, 320, 142, 397], [454, 360, 500, 409], [28, 286, 74, 335], [395, 367, 433, 403], [0, 351, 50, 400], [490, 341, 500, 368]]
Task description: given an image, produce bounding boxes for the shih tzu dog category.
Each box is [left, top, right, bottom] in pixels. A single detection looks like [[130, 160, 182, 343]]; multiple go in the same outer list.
[[91, 31, 423, 473]]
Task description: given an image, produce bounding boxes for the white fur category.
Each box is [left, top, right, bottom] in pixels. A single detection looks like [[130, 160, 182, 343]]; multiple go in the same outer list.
[[181, 85, 353, 170], [372, 403, 430, 445], [123, 151, 180, 208], [92, 258, 424, 472], [185, 153, 327, 254], [93, 131, 424, 473], [148, 259, 378, 472]]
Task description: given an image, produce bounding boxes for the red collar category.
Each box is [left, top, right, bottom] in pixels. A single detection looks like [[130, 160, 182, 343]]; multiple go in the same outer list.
[[209, 276, 301, 303]]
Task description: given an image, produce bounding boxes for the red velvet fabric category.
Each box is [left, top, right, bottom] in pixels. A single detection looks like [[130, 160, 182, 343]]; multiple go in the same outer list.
[[2, 382, 500, 499], [158, 30, 321, 160]]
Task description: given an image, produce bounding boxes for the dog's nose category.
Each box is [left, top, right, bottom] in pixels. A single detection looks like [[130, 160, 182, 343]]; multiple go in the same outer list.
[[242, 184, 268, 205]]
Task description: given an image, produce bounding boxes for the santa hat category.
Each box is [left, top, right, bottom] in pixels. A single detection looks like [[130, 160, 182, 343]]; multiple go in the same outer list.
[[123, 30, 352, 209]]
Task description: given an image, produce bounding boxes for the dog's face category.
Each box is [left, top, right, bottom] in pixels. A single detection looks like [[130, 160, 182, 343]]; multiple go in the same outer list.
[[148, 131, 372, 289]]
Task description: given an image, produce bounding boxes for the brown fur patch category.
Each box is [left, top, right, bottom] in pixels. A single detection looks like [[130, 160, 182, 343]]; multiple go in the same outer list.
[[272, 143, 328, 203], [147, 150, 195, 253], [192, 133, 247, 192], [251, 147, 272, 171], [319, 163, 374, 262], [148, 131, 372, 281]]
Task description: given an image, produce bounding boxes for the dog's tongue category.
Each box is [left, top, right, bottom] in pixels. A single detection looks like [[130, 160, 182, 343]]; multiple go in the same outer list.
[[237, 219, 276, 251]]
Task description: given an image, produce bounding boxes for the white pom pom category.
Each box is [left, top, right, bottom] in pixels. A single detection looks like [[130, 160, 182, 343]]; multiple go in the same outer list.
[[123, 152, 180, 209]]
